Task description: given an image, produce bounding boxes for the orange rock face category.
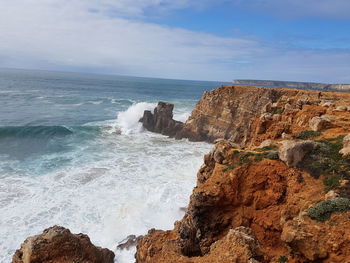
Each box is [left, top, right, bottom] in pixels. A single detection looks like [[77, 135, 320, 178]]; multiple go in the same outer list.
[[176, 85, 350, 147], [135, 141, 350, 263], [12, 226, 115, 263]]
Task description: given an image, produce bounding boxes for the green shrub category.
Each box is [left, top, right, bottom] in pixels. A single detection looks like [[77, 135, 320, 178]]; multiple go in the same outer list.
[[293, 130, 321, 140], [324, 175, 341, 192], [278, 256, 288, 263], [254, 145, 278, 152], [222, 164, 236, 172], [266, 151, 279, 160], [307, 197, 350, 222], [297, 135, 350, 194]]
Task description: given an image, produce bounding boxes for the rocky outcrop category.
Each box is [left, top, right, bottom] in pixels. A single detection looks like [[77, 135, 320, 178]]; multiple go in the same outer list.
[[12, 226, 114, 263], [136, 140, 350, 263], [141, 86, 350, 147], [140, 101, 184, 137]]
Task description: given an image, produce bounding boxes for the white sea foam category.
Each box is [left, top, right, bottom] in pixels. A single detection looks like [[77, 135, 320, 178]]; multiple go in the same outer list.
[[0, 103, 211, 263], [87, 100, 104, 105], [116, 102, 156, 135]]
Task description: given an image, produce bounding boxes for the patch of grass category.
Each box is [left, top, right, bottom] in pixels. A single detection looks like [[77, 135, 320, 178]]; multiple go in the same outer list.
[[307, 197, 350, 222], [293, 130, 321, 140], [278, 256, 288, 263], [254, 145, 278, 152], [222, 164, 236, 172], [324, 175, 341, 192], [238, 151, 279, 165], [239, 152, 255, 165], [266, 151, 279, 160]]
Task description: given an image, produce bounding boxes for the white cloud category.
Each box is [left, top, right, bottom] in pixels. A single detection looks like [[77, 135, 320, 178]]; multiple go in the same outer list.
[[0, 0, 349, 82]]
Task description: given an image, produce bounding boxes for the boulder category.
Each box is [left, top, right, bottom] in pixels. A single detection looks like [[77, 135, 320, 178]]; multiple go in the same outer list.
[[12, 226, 115, 263], [308, 115, 332, 131], [278, 140, 315, 167], [339, 134, 350, 157], [207, 227, 262, 263], [335, 105, 347, 112], [321, 102, 335, 108]]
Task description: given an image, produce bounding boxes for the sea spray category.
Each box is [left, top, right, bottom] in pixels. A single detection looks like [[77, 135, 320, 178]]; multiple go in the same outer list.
[[116, 102, 156, 134]]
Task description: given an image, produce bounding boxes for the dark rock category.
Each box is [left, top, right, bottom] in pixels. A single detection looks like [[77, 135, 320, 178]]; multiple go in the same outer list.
[[140, 102, 184, 137], [12, 225, 114, 263], [117, 234, 142, 250]]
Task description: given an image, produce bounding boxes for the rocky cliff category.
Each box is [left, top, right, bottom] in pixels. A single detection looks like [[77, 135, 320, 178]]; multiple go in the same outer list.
[[141, 85, 350, 147], [136, 138, 350, 262], [136, 85, 350, 263], [233, 80, 350, 92]]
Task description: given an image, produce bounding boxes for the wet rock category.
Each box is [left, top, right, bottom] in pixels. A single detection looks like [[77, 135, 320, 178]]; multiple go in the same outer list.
[[12, 226, 115, 263], [117, 235, 142, 250], [140, 102, 184, 137], [278, 140, 315, 167]]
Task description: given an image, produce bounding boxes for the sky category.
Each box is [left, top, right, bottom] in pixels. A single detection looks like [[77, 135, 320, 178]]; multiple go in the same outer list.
[[0, 0, 349, 82]]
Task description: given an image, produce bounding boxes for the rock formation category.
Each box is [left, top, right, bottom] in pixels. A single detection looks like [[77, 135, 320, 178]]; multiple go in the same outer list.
[[137, 84, 350, 263], [140, 101, 184, 137], [141, 85, 350, 147], [136, 140, 350, 263], [12, 226, 115, 263]]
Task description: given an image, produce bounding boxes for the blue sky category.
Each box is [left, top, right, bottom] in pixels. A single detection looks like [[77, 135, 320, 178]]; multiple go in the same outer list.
[[0, 0, 349, 82]]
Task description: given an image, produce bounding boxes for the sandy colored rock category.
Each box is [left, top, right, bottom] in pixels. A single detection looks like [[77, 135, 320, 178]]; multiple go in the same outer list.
[[309, 115, 332, 131], [257, 139, 273, 148], [278, 140, 315, 167], [12, 226, 114, 263], [339, 134, 350, 156], [335, 105, 347, 112]]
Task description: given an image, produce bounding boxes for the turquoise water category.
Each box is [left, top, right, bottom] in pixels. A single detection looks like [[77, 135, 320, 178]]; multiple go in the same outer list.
[[0, 69, 222, 262]]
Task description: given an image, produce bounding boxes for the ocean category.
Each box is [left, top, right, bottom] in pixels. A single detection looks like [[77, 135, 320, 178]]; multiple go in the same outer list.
[[0, 69, 223, 262]]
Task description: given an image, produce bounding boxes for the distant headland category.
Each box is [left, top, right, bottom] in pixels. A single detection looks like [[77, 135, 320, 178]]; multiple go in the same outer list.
[[233, 79, 350, 91]]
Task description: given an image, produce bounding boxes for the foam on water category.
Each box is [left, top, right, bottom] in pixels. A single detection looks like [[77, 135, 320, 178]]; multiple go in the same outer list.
[[0, 103, 212, 263], [116, 102, 156, 134]]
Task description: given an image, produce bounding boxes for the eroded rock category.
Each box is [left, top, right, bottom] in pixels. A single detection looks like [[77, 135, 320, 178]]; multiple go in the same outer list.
[[309, 115, 332, 131], [12, 226, 115, 263], [278, 140, 315, 167], [140, 102, 184, 137]]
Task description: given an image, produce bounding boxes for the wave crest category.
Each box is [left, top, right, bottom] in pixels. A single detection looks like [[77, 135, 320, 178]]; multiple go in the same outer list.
[[0, 126, 73, 139]]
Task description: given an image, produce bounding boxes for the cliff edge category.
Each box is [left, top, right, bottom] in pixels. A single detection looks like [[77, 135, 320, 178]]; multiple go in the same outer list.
[[141, 85, 350, 147], [137, 85, 350, 262]]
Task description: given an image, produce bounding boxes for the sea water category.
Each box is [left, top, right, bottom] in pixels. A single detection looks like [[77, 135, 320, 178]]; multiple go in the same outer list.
[[0, 69, 223, 262]]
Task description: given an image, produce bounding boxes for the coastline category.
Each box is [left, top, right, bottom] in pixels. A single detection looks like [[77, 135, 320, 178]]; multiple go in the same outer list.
[[11, 85, 350, 262]]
